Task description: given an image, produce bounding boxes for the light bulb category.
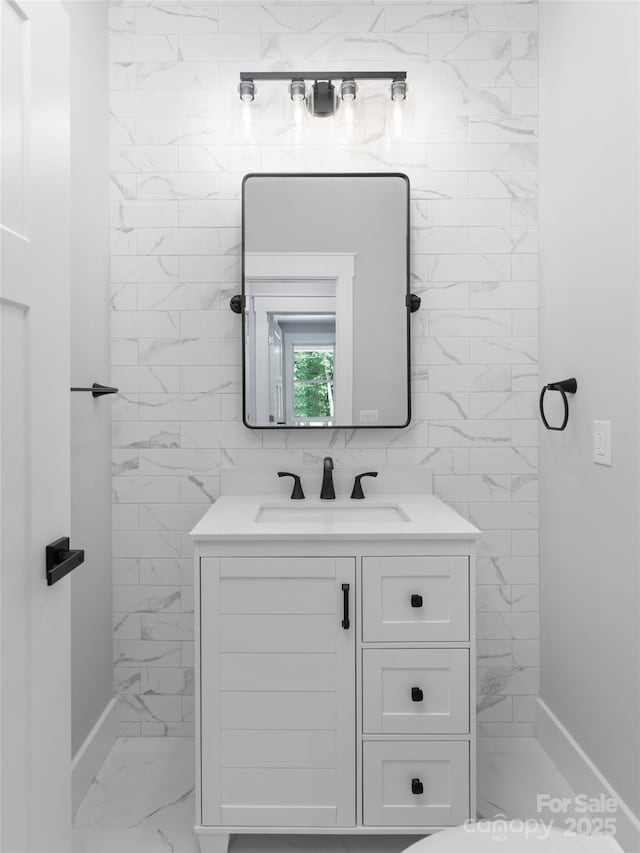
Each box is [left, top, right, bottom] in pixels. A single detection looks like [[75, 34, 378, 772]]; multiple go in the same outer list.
[[390, 80, 407, 102], [238, 80, 255, 102], [289, 80, 306, 102], [340, 79, 357, 101]]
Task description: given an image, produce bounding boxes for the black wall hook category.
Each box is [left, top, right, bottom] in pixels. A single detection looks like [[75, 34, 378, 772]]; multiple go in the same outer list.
[[46, 537, 85, 586], [70, 383, 119, 398], [539, 378, 577, 431]]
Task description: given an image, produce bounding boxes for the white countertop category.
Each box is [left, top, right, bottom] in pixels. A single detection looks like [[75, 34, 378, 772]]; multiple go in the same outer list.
[[190, 493, 481, 541]]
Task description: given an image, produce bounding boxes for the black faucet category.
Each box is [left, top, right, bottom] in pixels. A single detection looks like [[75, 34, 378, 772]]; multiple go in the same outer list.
[[320, 456, 336, 500]]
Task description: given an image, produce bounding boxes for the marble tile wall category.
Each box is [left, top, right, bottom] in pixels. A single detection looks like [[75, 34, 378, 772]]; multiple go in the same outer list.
[[109, 0, 539, 736]]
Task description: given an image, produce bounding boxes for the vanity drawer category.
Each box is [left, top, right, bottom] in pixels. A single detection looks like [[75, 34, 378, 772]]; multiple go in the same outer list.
[[361, 556, 469, 642], [362, 649, 469, 735], [362, 741, 470, 827]]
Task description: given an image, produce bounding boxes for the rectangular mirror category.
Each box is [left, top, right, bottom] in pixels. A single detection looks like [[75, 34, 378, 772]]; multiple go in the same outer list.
[[241, 173, 411, 429]]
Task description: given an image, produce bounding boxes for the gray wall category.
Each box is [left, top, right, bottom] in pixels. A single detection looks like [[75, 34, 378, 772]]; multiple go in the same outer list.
[[65, 0, 112, 757], [539, 1, 640, 811]]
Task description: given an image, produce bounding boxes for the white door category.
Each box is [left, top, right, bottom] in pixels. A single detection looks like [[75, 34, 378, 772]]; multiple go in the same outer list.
[[0, 1, 71, 851]]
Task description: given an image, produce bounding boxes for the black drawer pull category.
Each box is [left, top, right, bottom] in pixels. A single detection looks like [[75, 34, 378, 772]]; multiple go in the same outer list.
[[341, 583, 350, 629], [411, 778, 424, 795], [411, 686, 424, 702], [411, 593, 423, 608]]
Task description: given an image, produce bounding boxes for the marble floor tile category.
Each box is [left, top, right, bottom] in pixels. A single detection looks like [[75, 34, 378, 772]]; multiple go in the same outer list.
[[73, 742, 199, 853], [477, 736, 576, 822], [74, 736, 575, 853], [73, 737, 419, 853]]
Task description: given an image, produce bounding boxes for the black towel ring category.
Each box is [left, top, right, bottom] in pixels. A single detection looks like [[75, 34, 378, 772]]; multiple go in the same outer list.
[[539, 378, 577, 431]]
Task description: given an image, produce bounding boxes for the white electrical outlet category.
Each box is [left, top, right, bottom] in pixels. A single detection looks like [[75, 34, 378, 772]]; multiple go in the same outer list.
[[593, 420, 612, 466], [360, 410, 378, 424]]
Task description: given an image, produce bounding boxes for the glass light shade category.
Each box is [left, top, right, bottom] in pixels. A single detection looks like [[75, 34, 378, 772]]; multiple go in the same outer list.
[[340, 79, 357, 101], [238, 80, 255, 102], [390, 80, 407, 101], [289, 80, 306, 101]]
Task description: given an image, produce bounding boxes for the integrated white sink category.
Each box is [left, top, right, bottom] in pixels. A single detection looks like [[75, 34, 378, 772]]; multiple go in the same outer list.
[[254, 501, 410, 525]]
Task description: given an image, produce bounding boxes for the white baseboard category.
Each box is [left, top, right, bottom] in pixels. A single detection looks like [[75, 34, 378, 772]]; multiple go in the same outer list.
[[71, 697, 118, 814], [536, 698, 640, 853]]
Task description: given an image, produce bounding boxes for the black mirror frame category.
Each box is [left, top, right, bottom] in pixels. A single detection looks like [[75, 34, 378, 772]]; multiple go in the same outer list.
[[239, 172, 414, 430]]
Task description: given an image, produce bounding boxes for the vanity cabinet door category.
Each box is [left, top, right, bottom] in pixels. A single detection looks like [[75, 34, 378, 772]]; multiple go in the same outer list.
[[200, 556, 356, 828]]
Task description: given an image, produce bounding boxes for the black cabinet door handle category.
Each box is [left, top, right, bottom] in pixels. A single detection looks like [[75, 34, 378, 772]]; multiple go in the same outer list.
[[341, 583, 350, 629], [411, 778, 424, 795], [46, 537, 85, 586], [411, 594, 423, 608], [411, 686, 424, 702]]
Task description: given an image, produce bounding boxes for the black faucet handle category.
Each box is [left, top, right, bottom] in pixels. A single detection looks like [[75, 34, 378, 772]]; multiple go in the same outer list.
[[350, 471, 378, 500], [277, 472, 305, 500]]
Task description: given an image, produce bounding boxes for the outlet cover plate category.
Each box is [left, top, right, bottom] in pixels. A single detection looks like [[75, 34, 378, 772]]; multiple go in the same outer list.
[[593, 420, 612, 466]]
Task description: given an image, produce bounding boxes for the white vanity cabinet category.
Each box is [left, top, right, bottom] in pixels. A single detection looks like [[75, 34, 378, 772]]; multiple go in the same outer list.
[[192, 487, 479, 853]]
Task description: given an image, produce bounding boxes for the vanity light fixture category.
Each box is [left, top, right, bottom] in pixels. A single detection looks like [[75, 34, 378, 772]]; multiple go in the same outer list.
[[238, 79, 255, 102], [239, 71, 407, 117]]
